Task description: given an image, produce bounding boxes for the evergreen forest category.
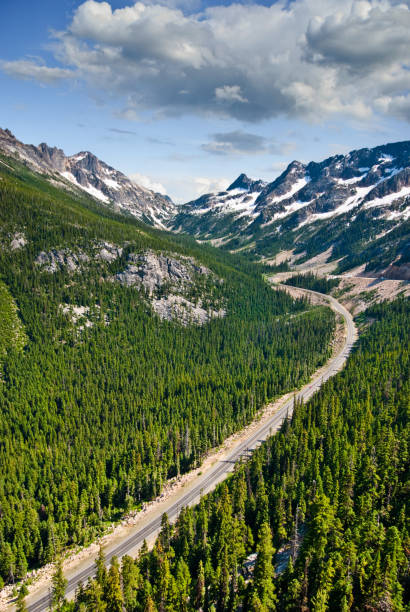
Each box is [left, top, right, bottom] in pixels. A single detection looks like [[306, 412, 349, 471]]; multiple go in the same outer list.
[[65, 298, 409, 612], [283, 273, 340, 295], [0, 157, 335, 585]]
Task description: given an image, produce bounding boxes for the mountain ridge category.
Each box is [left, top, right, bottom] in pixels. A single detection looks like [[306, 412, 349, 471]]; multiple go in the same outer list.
[[172, 140, 410, 279], [1, 127, 409, 279], [0, 128, 176, 228]]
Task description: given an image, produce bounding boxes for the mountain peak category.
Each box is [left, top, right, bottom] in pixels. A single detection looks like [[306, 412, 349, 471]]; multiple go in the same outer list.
[[227, 173, 253, 191], [0, 128, 176, 227], [0, 128, 16, 140], [228, 173, 266, 192], [286, 160, 305, 173]]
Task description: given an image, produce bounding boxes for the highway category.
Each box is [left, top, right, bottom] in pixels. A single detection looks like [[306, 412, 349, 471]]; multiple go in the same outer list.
[[23, 287, 357, 612]]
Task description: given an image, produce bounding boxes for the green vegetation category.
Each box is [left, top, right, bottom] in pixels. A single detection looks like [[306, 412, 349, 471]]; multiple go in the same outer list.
[[283, 272, 340, 294], [66, 298, 409, 611], [0, 158, 335, 583], [0, 279, 27, 369]]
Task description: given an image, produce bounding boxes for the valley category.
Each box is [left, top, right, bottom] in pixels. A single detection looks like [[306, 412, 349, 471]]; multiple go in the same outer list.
[[7, 285, 356, 611], [0, 130, 408, 611], [1, 1, 409, 608]]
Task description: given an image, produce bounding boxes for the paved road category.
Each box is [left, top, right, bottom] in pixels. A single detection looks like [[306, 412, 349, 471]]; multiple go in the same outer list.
[[23, 288, 357, 612]]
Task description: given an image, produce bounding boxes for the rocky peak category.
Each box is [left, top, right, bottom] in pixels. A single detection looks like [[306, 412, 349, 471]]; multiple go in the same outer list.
[[36, 143, 67, 172], [0, 128, 16, 141], [256, 160, 307, 205], [69, 151, 102, 174], [227, 173, 265, 193], [0, 127, 176, 227]]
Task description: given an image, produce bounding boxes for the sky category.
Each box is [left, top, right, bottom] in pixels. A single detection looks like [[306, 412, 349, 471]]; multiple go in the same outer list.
[[0, 0, 409, 202]]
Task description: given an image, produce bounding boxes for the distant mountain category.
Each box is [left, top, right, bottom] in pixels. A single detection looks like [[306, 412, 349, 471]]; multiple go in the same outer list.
[[0, 128, 176, 227], [2, 127, 409, 278], [172, 141, 410, 278]]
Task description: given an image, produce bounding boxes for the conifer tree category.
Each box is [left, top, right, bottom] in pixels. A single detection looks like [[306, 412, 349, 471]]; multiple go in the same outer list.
[[51, 557, 67, 611], [252, 522, 277, 610]]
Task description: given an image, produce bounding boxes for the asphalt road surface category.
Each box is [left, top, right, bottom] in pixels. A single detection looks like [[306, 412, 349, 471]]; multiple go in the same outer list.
[[23, 288, 357, 612]]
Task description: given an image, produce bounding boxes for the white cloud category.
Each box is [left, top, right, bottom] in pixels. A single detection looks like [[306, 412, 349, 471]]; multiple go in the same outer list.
[[374, 94, 410, 122], [1, 59, 74, 85], [304, 2, 410, 72], [158, 175, 229, 202], [2, 0, 410, 123], [215, 85, 248, 104], [130, 172, 167, 194], [192, 176, 229, 197]]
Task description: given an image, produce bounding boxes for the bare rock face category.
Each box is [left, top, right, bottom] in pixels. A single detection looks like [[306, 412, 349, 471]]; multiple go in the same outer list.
[[115, 250, 225, 325], [95, 242, 123, 263], [152, 295, 225, 326], [35, 249, 90, 273], [10, 232, 27, 250], [115, 251, 210, 295]]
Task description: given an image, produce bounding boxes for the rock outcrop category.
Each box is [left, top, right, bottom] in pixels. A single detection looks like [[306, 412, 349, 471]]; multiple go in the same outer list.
[[115, 250, 225, 325]]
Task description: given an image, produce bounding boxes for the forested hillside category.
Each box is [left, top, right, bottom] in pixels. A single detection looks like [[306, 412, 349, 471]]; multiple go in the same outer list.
[[283, 273, 340, 295], [0, 156, 335, 585], [67, 298, 409, 611]]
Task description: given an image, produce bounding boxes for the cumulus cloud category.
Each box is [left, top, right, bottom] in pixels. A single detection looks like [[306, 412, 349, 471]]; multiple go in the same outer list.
[[202, 130, 293, 156], [215, 85, 248, 104], [192, 176, 229, 197], [130, 172, 167, 194], [1, 59, 74, 85], [2, 0, 410, 122], [304, 2, 410, 72]]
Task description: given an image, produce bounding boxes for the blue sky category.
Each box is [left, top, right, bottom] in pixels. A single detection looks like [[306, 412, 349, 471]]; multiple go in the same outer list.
[[1, 0, 409, 201]]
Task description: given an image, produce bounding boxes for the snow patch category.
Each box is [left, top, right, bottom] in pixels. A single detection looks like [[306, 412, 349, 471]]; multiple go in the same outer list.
[[70, 153, 87, 162], [268, 200, 313, 223], [386, 206, 410, 221], [297, 185, 374, 228], [103, 177, 121, 190], [82, 183, 109, 203], [61, 171, 109, 203], [364, 186, 410, 210], [336, 176, 363, 185], [268, 176, 310, 205], [379, 154, 394, 163]]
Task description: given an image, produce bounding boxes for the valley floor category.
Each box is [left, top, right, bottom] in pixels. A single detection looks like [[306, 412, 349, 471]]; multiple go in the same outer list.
[[4, 287, 356, 612], [267, 250, 410, 314]]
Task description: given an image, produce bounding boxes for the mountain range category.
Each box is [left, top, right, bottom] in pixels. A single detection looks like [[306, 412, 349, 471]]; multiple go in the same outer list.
[[172, 141, 410, 279], [0, 128, 176, 227], [0, 128, 409, 279]]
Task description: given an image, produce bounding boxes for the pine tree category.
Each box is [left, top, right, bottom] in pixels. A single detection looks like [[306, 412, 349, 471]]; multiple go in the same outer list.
[[16, 583, 28, 612], [51, 557, 67, 611], [104, 558, 124, 612], [252, 522, 277, 610], [194, 560, 206, 610], [96, 546, 107, 588]]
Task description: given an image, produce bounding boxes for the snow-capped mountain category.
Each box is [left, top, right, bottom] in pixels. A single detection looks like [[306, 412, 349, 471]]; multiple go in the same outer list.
[[174, 142, 410, 235], [183, 174, 267, 219], [171, 141, 410, 277], [0, 128, 176, 227]]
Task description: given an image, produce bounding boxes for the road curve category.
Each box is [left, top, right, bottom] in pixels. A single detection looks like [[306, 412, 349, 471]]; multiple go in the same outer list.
[[23, 287, 357, 612]]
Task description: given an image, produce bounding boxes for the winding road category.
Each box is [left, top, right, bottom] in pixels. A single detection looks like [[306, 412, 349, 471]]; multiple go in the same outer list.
[[22, 287, 357, 612]]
